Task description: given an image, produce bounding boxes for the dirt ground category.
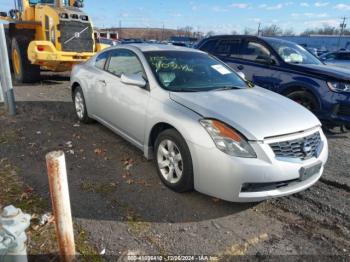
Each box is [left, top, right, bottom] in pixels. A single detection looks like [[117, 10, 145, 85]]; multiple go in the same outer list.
[[1, 74, 349, 259]]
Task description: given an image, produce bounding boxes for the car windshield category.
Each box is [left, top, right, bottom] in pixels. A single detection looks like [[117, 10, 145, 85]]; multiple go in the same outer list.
[[265, 38, 322, 65], [29, 0, 55, 4], [144, 51, 247, 92]]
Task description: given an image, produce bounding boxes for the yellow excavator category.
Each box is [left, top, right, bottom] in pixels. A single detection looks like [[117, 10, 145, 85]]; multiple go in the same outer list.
[[0, 0, 106, 83]]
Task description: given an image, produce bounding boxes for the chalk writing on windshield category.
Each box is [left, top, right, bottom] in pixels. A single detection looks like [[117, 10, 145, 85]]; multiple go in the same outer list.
[[149, 56, 194, 72]]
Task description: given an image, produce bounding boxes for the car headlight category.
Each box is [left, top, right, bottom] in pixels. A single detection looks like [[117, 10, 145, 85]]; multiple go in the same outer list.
[[200, 119, 257, 158], [327, 81, 350, 93]]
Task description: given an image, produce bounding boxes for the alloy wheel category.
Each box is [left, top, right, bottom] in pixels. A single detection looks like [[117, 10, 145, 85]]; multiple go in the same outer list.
[[75, 91, 85, 119], [157, 139, 183, 184]]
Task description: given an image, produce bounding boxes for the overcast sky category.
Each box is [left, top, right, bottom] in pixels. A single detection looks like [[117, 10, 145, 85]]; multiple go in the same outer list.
[[0, 0, 349, 33]]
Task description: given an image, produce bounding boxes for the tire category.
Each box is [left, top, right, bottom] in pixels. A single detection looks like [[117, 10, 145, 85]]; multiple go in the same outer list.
[[286, 90, 319, 112], [11, 37, 40, 83], [154, 129, 194, 192], [73, 86, 92, 123]]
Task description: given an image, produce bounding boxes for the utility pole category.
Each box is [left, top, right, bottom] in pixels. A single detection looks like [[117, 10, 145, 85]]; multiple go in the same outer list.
[[257, 22, 262, 36], [337, 17, 348, 50], [119, 20, 122, 39]]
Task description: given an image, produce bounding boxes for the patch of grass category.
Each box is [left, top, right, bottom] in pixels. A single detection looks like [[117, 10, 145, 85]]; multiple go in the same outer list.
[[75, 225, 104, 262], [0, 130, 17, 144], [0, 160, 102, 259]]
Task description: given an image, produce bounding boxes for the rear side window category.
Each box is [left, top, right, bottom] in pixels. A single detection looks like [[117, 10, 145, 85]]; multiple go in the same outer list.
[[95, 51, 109, 70], [199, 40, 218, 52], [214, 39, 241, 57]]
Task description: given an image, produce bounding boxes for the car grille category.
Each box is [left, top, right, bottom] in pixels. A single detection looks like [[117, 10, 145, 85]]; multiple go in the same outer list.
[[241, 179, 298, 192], [58, 21, 94, 52], [338, 105, 350, 116], [269, 132, 321, 160]]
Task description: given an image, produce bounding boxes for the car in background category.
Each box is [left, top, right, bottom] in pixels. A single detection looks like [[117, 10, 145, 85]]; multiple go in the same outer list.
[[95, 37, 118, 50], [196, 35, 350, 127], [120, 38, 144, 44], [70, 44, 328, 202], [306, 47, 318, 57], [319, 51, 350, 69]]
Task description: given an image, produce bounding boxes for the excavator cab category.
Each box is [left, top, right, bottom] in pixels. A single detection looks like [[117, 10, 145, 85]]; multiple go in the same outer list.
[[0, 0, 100, 83]]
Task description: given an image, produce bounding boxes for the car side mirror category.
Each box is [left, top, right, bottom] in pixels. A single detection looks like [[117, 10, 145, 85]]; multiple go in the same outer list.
[[121, 73, 147, 88]]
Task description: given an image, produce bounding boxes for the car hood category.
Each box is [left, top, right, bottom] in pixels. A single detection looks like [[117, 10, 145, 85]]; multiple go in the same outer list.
[[170, 87, 320, 141], [290, 63, 350, 81], [325, 62, 350, 70]]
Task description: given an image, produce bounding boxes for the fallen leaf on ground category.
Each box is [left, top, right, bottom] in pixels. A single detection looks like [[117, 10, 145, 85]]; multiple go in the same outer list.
[[126, 179, 134, 185], [94, 148, 107, 156]]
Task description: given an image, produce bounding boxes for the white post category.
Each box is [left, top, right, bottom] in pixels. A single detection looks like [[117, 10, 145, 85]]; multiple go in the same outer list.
[[46, 151, 76, 262], [0, 80, 4, 103], [0, 23, 15, 115]]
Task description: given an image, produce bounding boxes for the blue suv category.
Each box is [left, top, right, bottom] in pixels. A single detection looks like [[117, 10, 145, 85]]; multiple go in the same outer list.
[[196, 35, 350, 128]]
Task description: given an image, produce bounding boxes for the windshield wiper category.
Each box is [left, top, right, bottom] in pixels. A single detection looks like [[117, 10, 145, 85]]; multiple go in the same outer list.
[[171, 88, 204, 92], [211, 86, 242, 91]]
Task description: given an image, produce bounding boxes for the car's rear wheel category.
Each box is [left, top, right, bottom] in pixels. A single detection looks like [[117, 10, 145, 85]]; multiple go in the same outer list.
[[154, 129, 194, 192], [73, 86, 92, 123], [286, 90, 319, 112]]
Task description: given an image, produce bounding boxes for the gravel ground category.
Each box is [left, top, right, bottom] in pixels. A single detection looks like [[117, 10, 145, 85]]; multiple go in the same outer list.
[[0, 76, 349, 259]]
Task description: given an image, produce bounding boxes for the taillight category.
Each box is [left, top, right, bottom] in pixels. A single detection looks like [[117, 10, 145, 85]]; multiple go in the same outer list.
[[37, 45, 45, 51]]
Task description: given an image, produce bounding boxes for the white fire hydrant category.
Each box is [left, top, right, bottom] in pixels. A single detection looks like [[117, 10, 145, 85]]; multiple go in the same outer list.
[[0, 205, 31, 262]]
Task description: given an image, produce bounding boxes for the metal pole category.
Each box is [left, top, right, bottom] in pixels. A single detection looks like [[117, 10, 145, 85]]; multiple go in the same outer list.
[[0, 23, 16, 115], [46, 151, 76, 262]]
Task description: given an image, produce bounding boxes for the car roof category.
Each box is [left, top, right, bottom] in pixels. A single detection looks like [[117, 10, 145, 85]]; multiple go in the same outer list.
[[120, 43, 203, 53]]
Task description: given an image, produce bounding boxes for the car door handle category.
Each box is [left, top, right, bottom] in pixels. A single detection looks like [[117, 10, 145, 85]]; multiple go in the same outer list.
[[237, 65, 244, 70]]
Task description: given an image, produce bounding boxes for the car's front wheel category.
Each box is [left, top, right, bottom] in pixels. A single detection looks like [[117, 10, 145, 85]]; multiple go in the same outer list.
[[154, 129, 194, 192], [286, 90, 319, 112], [73, 86, 92, 123]]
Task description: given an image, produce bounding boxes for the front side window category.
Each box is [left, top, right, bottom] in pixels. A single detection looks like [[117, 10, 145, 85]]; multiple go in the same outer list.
[[107, 49, 144, 77], [95, 51, 109, 70], [241, 41, 272, 62], [144, 51, 247, 92], [266, 38, 322, 65]]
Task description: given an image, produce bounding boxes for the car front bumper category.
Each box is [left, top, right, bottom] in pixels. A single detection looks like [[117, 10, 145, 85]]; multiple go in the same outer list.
[[188, 127, 328, 202]]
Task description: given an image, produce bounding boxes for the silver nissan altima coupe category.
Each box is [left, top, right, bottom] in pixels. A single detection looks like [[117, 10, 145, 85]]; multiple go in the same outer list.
[[70, 44, 328, 202]]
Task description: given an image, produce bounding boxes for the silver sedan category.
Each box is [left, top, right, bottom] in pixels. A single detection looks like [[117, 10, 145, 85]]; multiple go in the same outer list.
[[70, 44, 328, 202]]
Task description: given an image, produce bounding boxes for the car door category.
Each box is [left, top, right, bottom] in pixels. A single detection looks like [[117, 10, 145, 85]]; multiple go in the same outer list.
[[102, 49, 150, 145], [228, 39, 282, 91], [88, 50, 111, 116]]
